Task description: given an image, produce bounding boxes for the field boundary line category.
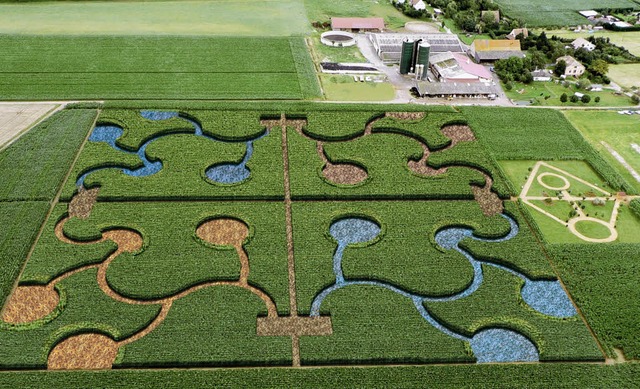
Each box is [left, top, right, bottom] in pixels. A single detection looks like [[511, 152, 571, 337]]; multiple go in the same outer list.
[[3, 108, 101, 318]]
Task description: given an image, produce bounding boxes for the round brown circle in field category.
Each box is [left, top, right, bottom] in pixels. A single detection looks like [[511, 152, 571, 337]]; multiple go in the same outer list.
[[2, 285, 59, 324], [323, 163, 368, 185], [48, 333, 119, 370], [196, 218, 249, 247]]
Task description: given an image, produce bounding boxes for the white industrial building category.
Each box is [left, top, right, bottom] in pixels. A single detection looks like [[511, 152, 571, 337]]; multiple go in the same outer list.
[[368, 33, 464, 63]]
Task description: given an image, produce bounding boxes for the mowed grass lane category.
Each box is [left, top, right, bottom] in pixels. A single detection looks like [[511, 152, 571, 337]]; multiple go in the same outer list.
[[0, 36, 310, 100]]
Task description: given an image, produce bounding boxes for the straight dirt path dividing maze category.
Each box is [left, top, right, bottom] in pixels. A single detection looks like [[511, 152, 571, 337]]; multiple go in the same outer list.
[[0, 108, 606, 370]]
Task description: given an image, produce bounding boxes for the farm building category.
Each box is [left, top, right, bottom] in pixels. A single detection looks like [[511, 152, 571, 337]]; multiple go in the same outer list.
[[579, 10, 599, 18], [506, 28, 528, 40], [571, 38, 595, 52], [368, 33, 464, 63], [470, 39, 524, 62], [430, 52, 492, 83], [531, 69, 552, 82], [331, 17, 385, 33], [415, 81, 498, 99], [556, 55, 585, 77]]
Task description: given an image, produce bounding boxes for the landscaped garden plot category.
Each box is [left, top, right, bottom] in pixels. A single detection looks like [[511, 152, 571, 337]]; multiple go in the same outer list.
[[0, 105, 620, 375], [501, 160, 640, 243], [0, 36, 318, 100]]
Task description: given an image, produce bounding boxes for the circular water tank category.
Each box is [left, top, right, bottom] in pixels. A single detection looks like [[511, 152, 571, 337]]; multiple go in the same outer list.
[[320, 31, 357, 47]]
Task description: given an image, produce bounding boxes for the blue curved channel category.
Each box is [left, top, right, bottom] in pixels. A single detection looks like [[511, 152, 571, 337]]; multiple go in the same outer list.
[[310, 214, 575, 362], [77, 111, 268, 187]]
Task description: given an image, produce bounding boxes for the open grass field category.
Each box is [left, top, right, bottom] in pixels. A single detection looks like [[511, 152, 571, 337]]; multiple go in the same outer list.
[[541, 30, 640, 57], [0, 0, 310, 36], [0, 35, 320, 100], [493, 0, 639, 27], [0, 104, 638, 383], [564, 110, 640, 193], [608, 63, 640, 88], [304, 0, 413, 29], [319, 75, 396, 101]]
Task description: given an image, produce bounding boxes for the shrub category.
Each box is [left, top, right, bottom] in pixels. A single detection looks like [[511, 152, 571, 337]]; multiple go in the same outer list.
[[581, 94, 591, 103], [595, 96, 600, 103], [570, 94, 579, 103], [560, 93, 568, 103]]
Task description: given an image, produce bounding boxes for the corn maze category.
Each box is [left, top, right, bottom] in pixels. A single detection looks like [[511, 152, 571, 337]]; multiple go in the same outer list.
[[0, 107, 610, 370]]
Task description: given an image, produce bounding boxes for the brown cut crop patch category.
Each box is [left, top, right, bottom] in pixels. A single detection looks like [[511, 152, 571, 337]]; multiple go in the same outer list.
[[68, 187, 100, 219], [323, 163, 368, 185], [102, 230, 143, 253], [196, 218, 249, 247], [257, 316, 332, 336], [473, 175, 504, 216], [48, 333, 119, 370], [386, 112, 425, 121], [441, 124, 476, 145], [2, 285, 59, 324]]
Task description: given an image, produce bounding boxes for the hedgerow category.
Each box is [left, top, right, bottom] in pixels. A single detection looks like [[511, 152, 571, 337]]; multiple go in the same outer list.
[[630, 199, 640, 218], [0, 109, 97, 201], [0, 363, 638, 387]]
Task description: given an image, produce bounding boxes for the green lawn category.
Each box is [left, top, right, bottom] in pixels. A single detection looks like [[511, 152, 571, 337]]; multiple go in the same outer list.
[[504, 81, 634, 107], [320, 75, 395, 101], [608, 63, 640, 89], [0, 0, 310, 36], [304, 0, 413, 29], [563, 110, 640, 193], [309, 35, 367, 64]]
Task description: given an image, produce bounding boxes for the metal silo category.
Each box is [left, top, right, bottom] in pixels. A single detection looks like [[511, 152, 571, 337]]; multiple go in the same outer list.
[[400, 39, 414, 75], [416, 41, 431, 80]]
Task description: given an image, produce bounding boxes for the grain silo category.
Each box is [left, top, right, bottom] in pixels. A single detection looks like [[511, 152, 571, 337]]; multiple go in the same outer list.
[[415, 41, 430, 80], [399, 39, 414, 75]]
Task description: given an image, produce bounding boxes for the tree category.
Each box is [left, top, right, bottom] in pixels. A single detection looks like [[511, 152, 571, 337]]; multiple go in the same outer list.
[[581, 94, 591, 103], [576, 78, 591, 90], [555, 60, 567, 76], [589, 59, 609, 77], [505, 82, 513, 91], [570, 94, 580, 103], [560, 93, 568, 103], [595, 96, 601, 103]]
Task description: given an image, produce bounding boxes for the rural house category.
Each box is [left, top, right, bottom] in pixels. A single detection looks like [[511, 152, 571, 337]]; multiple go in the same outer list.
[[531, 69, 552, 82], [556, 55, 585, 77], [571, 38, 595, 52], [394, 0, 427, 10], [506, 28, 528, 40]]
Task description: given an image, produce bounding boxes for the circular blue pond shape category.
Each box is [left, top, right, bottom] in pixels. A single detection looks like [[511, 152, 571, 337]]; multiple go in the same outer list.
[[329, 218, 381, 245], [521, 280, 577, 318], [206, 163, 251, 184], [434, 227, 473, 250], [89, 125, 124, 147], [470, 328, 539, 363], [140, 110, 179, 120]]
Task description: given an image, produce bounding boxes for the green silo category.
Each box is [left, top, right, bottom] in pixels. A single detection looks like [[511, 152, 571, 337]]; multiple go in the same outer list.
[[416, 41, 431, 80], [400, 39, 414, 75]]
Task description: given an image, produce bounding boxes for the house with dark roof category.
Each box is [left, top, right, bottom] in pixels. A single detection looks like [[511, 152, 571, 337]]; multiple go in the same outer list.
[[331, 17, 385, 33], [470, 39, 524, 62]]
